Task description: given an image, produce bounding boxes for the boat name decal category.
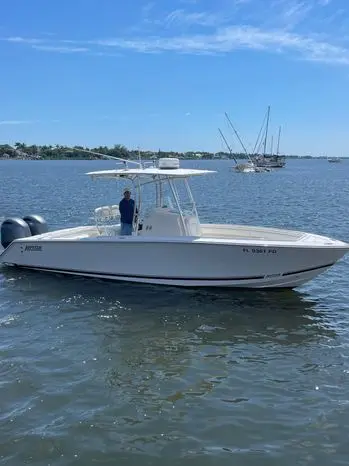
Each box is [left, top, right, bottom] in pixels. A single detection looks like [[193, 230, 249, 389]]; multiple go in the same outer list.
[[265, 273, 281, 278], [24, 245, 42, 252], [242, 248, 277, 254]]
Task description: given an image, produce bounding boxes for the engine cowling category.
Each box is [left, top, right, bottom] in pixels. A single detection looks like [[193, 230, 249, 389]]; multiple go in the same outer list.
[[23, 215, 48, 236], [1, 218, 32, 249]]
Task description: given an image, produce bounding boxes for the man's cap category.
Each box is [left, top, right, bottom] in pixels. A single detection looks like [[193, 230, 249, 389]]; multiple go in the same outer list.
[[123, 187, 131, 193]]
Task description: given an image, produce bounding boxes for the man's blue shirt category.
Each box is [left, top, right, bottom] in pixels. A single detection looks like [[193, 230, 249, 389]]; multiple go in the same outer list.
[[119, 198, 135, 224]]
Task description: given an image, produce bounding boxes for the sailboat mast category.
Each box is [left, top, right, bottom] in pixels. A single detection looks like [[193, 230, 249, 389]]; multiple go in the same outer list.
[[218, 128, 238, 165], [224, 112, 248, 156], [263, 105, 270, 156], [276, 126, 281, 156], [270, 136, 274, 156]]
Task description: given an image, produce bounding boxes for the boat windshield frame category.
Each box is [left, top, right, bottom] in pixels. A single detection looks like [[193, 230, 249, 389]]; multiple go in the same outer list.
[[87, 168, 213, 236]]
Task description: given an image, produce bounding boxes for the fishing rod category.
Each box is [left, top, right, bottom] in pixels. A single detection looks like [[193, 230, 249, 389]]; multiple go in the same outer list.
[[65, 147, 143, 168]]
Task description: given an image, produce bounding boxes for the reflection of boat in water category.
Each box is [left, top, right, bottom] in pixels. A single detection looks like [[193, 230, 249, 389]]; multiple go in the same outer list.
[[100, 287, 336, 392], [0, 265, 338, 439], [1, 266, 336, 349]]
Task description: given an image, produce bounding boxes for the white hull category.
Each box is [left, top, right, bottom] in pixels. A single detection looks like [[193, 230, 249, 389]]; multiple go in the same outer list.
[[13, 263, 335, 288], [1, 224, 347, 289]]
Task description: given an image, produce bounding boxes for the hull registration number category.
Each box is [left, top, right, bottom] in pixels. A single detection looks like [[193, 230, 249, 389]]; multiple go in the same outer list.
[[242, 248, 277, 254]]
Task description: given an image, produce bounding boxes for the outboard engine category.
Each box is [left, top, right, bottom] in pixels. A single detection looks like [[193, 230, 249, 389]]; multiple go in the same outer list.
[[1, 218, 32, 249], [23, 215, 48, 236]]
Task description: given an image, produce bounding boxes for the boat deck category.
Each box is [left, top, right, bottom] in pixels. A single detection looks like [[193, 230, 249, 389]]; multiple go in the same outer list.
[[8, 223, 346, 249], [200, 224, 306, 242]]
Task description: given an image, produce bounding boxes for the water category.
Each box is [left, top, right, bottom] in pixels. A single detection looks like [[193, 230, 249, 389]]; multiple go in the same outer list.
[[1, 159, 349, 465]]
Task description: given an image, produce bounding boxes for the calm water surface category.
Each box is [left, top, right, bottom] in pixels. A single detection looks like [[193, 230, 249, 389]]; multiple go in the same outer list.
[[1, 159, 349, 465]]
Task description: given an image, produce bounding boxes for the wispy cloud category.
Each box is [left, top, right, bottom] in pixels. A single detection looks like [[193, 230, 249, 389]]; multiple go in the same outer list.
[[2, 37, 121, 56], [277, 0, 314, 29], [2, 0, 349, 66], [88, 26, 349, 64], [4, 27, 349, 64], [164, 9, 230, 28], [32, 45, 89, 53], [6, 36, 43, 44], [0, 120, 35, 125], [90, 51, 123, 57]]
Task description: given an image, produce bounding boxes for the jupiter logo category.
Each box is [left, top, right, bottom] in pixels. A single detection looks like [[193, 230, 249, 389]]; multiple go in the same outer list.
[[24, 245, 42, 252]]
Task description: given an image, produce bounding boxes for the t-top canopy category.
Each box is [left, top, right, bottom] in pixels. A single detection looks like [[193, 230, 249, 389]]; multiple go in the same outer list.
[[86, 167, 216, 179]]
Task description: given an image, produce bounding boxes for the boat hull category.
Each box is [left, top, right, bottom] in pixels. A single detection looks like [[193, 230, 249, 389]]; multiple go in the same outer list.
[[0, 234, 347, 288]]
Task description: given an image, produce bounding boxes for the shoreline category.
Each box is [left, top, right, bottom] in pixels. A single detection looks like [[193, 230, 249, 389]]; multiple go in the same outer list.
[[0, 155, 338, 161]]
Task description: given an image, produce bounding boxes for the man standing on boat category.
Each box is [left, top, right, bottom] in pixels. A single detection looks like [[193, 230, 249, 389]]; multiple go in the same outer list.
[[119, 188, 135, 235]]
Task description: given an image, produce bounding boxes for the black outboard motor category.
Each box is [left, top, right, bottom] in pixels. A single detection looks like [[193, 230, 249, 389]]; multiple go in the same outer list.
[[1, 218, 32, 249], [23, 215, 48, 236]]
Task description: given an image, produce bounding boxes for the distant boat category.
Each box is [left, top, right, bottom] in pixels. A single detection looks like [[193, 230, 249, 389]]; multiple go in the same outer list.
[[254, 154, 286, 168], [234, 161, 271, 173], [253, 109, 286, 169], [328, 157, 341, 163], [218, 126, 270, 174]]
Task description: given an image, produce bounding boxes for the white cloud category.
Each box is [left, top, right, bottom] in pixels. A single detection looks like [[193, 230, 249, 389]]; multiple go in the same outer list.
[[4, 27, 349, 65], [6, 36, 43, 44], [88, 26, 349, 64], [89, 51, 122, 57], [2, 1, 349, 66], [279, 0, 313, 28], [32, 45, 89, 53], [164, 9, 229, 27], [0, 120, 35, 125]]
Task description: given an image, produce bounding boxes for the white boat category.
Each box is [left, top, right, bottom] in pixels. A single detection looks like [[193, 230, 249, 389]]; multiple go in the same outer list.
[[0, 157, 348, 289], [327, 157, 341, 163], [218, 127, 271, 174], [234, 161, 271, 173], [235, 162, 257, 173]]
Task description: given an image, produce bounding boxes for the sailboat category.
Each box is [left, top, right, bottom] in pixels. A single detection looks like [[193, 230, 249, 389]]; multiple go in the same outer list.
[[219, 114, 271, 173], [327, 157, 341, 163], [254, 107, 286, 169]]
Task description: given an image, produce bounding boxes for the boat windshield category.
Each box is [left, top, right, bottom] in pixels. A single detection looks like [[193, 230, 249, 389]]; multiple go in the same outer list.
[[136, 176, 198, 228]]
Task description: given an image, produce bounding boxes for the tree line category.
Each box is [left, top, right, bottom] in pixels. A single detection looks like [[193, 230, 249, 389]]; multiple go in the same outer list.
[[0, 142, 302, 160]]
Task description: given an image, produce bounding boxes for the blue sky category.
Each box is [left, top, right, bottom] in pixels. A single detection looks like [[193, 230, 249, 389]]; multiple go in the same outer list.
[[0, 0, 349, 156]]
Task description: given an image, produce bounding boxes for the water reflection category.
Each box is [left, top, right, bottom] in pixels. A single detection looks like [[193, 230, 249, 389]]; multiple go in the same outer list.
[[0, 267, 343, 465], [1, 267, 335, 349]]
